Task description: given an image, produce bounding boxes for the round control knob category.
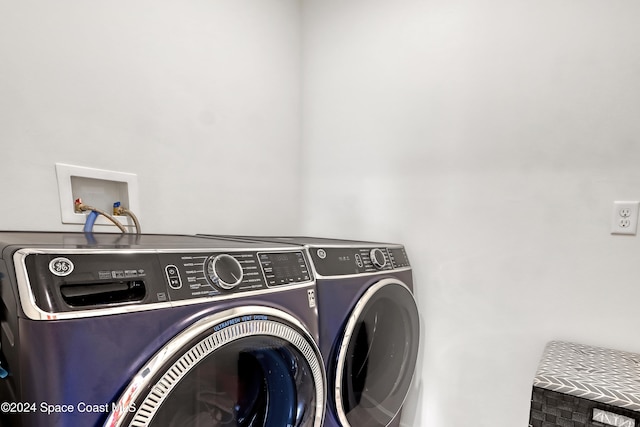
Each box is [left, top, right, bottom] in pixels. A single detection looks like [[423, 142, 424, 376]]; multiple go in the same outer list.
[[370, 248, 387, 270], [205, 254, 243, 290]]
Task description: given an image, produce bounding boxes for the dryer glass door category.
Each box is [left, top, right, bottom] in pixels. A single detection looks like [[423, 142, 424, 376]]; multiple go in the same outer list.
[[335, 280, 420, 427], [105, 309, 325, 427]]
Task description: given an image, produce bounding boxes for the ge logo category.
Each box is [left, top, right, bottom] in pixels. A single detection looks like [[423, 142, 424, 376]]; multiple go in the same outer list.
[[49, 257, 74, 277]]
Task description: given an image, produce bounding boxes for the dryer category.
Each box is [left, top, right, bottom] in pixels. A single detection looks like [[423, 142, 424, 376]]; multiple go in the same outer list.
[[202, 236, 420, 427], [0, 232, 326, 427]]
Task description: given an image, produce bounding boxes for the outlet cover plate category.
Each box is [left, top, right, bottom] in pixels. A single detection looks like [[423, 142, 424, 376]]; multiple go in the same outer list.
[[56, 163, 140, 228], [611, 201, 639, 235]]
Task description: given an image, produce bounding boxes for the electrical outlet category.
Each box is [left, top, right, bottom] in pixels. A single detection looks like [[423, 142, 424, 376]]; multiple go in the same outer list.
[[56, 164, 140, 228], [611, 201, 640, 235]]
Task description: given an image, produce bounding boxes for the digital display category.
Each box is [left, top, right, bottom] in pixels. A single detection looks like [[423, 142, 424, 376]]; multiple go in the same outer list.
[[259, 252, 311, 287]]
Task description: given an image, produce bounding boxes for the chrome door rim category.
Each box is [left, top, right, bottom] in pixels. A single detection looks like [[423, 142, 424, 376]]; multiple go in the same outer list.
[[104, 306, 326, 427], [334, 279, 419, 427]]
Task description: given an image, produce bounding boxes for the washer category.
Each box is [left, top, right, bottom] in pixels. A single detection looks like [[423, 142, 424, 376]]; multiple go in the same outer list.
[[201, 235, 420, 427], [0, 232, 325, 427]]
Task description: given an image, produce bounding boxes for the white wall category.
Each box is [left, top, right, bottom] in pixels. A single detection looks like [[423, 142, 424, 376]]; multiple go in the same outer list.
[[0, 0, 302, 235], [302, 1, 640, 426], [5, 1, 640, 425]]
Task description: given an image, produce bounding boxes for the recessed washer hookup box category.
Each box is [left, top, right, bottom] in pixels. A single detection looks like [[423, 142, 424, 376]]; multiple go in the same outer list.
[[529, 341, 640, 427]]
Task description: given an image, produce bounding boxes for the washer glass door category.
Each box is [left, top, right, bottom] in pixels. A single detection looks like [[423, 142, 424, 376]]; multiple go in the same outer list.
[[335, 280, 420, 427], [152, 336, 312, 426], [105, 309, 325, 427]]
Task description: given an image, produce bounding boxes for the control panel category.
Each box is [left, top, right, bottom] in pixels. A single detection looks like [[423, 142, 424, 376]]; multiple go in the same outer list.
[[21, 249, 313, 314], [309, 246, 410, 277], [158, 250, 312, 301]]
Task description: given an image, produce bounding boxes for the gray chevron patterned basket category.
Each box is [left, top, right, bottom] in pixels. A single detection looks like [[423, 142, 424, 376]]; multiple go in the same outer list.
[[529, 341, 640, 427]]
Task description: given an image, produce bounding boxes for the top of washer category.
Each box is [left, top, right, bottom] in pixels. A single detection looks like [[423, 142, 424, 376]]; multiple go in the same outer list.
[[0, 231, 296, 259]]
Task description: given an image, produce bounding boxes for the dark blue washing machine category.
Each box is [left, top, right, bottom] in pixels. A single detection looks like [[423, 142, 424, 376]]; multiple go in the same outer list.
[[0, 232, 326, 427], [201, 236, 420, 427]]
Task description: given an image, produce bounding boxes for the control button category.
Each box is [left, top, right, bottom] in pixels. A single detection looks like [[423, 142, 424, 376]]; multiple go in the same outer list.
[[205, 254, 243, 290], [355, 253, 364, 268], [317, 249, 327, 259], [165, 265, 182, 290], [370, 248, 387, 270], [307, 289, 316, 308]]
